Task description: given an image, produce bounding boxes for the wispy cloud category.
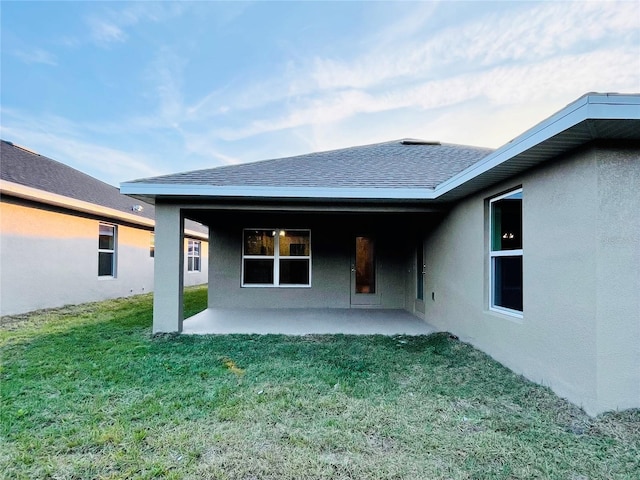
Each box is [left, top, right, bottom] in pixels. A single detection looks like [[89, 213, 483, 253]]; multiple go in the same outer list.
[[86, 2, 185, 46], [0, 109, 162, 186], [213, 46, 639, 143], [371, 0, 441, 47], [87, 18, 127, 45], [178, 0, 639, 135], [12, 48, 57, 66], [302, 1, 639, 92], [180, 131, 244, 166], [44, 136, 161, 185], [146, 47, 188, 126]]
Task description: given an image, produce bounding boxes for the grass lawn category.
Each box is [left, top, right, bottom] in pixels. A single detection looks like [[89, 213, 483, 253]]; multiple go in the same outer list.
[[1, 285, 638, 480]]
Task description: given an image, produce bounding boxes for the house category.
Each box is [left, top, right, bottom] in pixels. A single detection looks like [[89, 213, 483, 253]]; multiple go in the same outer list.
[[121, 92, 639, 415], [0, 140, 208, 316]]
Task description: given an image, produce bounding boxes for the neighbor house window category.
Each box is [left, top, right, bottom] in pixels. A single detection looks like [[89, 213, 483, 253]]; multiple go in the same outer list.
[[98, 223, 117, 277], [490, 189, 523, 315], [150, 233, 155, 258], [187, 240, 201, 272], [242, 229, 311, 287]]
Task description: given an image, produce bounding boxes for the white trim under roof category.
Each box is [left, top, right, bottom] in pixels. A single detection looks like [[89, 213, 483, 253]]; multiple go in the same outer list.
[[120, 184, 438, 200], [120, 93, 640, 202]]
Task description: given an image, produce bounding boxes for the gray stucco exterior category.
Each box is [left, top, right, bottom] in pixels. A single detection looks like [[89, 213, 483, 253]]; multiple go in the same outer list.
[[206, 212, 419, 310], [420, 143, 639, 415]]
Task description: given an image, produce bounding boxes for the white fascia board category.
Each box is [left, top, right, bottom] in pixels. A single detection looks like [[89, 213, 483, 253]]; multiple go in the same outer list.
[[1, 180, 155, 228], [120, 182, 438, 200], [184, 229, 208, 241], [584, 92, 640, 107], [434, 93, 640, 196], [584, 102, 640, 119]]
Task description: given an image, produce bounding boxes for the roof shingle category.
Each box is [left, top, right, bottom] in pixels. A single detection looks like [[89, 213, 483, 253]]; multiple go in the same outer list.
[[1, 140, 155, 220], [128, 139, 493, 190]]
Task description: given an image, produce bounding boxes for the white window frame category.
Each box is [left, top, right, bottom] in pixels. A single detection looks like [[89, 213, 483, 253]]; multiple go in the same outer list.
[[489, 188, 523, 318], [187, 239, 201, 272], [98, 223, 117, 278], [242, 228, 311, 287]]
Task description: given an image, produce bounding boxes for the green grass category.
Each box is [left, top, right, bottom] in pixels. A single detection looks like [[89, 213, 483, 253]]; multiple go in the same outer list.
[[1, 285, 638, 479]]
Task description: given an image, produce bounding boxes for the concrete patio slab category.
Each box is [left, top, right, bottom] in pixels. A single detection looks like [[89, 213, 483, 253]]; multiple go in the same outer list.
[[182, 308, 438, 335]]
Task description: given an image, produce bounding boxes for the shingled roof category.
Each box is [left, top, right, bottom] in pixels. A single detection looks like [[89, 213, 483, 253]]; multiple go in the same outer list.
[[1, 140, 155, 220], [122, 94, 640, 205], [127, 140, 493, 189]]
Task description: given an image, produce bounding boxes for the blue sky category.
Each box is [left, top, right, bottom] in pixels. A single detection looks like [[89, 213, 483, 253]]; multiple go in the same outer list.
[[2, 1, 639, 187]]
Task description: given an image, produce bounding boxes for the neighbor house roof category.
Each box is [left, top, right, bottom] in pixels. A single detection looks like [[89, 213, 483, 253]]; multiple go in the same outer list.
[[121, 93, 640, 204], [1, 139, 155, 221], [0, 140, 207, 238]]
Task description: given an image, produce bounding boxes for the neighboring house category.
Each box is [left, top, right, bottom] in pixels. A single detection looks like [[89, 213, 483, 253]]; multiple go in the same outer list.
[[121, 92, 639, 416], [0, 140, 208, 316]]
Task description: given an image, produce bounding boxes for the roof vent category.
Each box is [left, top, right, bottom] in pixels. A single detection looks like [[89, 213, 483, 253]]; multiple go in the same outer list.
[[400, 139, 440, 146], [131, 204, 144, 212]]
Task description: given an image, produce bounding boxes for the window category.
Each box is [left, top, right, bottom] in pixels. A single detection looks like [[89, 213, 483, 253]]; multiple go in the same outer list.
[[490, 189, 523, 315], [187, 240, 201, 272], [242, 229, 311, 286], [98, 223, 117, 277], [150, 233, 155, 258]]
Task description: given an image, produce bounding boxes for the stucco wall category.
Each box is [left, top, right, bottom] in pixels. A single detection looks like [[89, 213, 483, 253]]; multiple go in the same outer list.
[[206, 212, 411, 310], [0, 200, 208, 316], [422, 143, 639, 415], [594, 144, 640, 412]]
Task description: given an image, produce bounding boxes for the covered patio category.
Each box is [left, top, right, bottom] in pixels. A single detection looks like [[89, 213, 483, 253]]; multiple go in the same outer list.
[[120, 139, 487, 334], [183, 307, 438, 335]]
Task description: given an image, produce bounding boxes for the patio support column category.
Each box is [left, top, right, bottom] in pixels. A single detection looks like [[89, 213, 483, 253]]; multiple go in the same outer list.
[[153, 203, 184, 333]]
